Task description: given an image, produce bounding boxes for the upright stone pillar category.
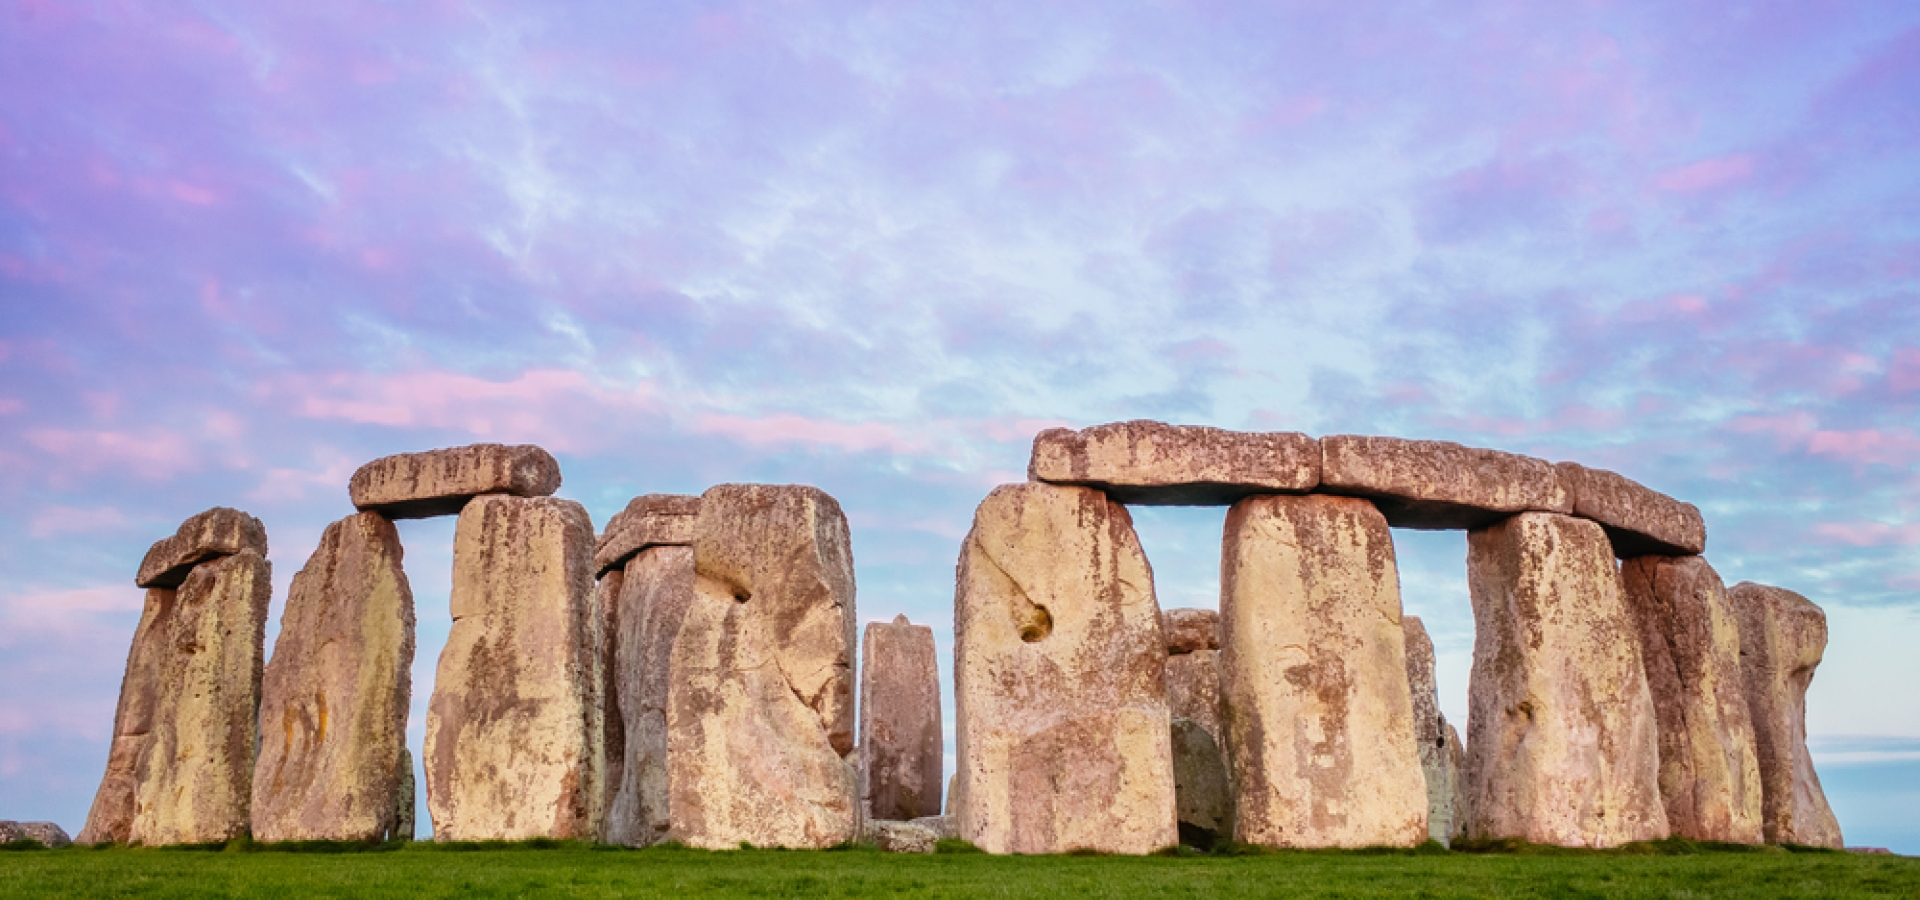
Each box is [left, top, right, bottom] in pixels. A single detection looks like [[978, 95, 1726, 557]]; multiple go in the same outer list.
[[76, 587, 175, 844], [1402, 615, 1463, 845], [860, 615, 943, 823], [131, 549, 273, 845], [1221, 494, 1427, 848], [954, 482, 1176, 855], [1461, 512, 1667, 847], [426, 494, 602, 841], [1729, 582, 1843, 848], [1621, 556, 1763, 843], [252, 512, 417, 842], [1163, 608, 1229, 848], [667, 484, 858, 850]]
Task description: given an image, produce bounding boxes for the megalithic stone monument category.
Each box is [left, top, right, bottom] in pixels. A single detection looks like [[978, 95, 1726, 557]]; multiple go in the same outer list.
[[1729, 582, 1843, 848], [1402, 615, 1463, 845], [1162, 608, 1230, 848], [76, 586, 176, 845], [860, 615, 944, 823], [953, 482, 1177, 855]]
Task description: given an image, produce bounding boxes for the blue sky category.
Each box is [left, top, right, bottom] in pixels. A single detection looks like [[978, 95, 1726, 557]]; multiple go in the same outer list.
[[2, 1, 1916, 850]]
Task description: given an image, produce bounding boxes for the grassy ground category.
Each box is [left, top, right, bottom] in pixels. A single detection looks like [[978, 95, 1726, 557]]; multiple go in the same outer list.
[[2, 839, 1915, 898]]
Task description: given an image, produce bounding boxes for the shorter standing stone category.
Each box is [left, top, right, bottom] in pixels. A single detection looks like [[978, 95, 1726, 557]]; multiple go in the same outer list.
[[76, 587, 175, 844], [1556, 463, 1706, 556], [1402, 616, 1462, 845], [1729, 582, 1843, 848], [135, 507, 268, 588], [1028, 420, 1320, 505], [350, 443, 562, 519], [393, 747, 416, 841], [603, 544, 698, 847], [861, 615, 944, 823], [1162, 608, 1228, 847], [868, 819, 939, 853], [595, 494, 700, 577], [1319, 435, 1571, 530], [0, 822, 71, 848]]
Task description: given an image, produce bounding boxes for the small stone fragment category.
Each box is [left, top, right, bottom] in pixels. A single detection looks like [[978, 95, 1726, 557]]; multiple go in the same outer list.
[[1028, 420, 1319, 505], [910, 814, 958, 840], [1403, 616, 1463, 845], [1729, 582, 1843, 848], [595, 494, 700, 577], [861, 615, 944, 823], [1319, 435, 1571, 530], [77, 587, 175, 844], [1556, 463, 1706, 556], [954, 482, 1177, 855], [135, 507, 268, 588], [350, 443, 562, 519], [867, 818, 939, 853], [602, 544, 697, 847], [0, 822, 71, 848]]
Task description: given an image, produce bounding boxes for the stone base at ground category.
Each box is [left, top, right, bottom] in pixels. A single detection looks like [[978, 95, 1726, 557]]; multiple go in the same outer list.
[[1730, 582, 1843, 848]]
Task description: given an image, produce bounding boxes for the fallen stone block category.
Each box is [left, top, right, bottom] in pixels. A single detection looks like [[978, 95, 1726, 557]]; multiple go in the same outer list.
[[910, 814, 957, 840], [1028, 420, 1319, 505], [601, 544, 697, 847], [1557, 463, 1706, 556], [868, 818, 938, 853], [861, 615, 944, 823], [350, 443, 562, 519], [595, 494, 700, 578], [77, 587, 176, 844], [135, 507, 268, 588], [1403, 616, 1463, 845], [1730, 582, 1843, 848], [0, 822, 71, 848], [1319, 435, 1571, 530]]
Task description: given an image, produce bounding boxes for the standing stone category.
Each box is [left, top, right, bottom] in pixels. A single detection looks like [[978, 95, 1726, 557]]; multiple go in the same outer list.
[[1620, 556, 1763, 843], [76, 587, 175, 844], [954, 482, 1176, 855], [252, 512, 417, 842], [426, 494, 601, 841], [596, 494, 701, 576], [131, 549, 272, 846], [1163, 608, 1229, 847], [135, 507, 269, 589], [0, 822, 72, 848], [602, 543, 697, 846], [667, 484, 858, 850], [1402, 616, 1462, 844], [393, 747, 416, 841], [860, 615, 943, 824], [1028, 420, 1321, 505], [350, 443, 563, 519], [1729, 582, 1843, 848], [1221, 494, 1427, 848], [1461, 512, 1667, 847]]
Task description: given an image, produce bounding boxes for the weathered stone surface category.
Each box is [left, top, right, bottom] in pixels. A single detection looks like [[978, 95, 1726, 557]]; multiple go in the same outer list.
[[1403, 616, 1463, 845], [135, 507, 268, 588], [426, 494, 602, 841], [1164, 610, 1229, 848], [602, 544, 697, 847], [1166, 648, 1223, 745], [1461, 512, 1667, 847], [1221, 494, 1427, 848], [595, 494, 700, 577], [667, 484, 858, 850], [1621, 556, 1762, 843], [1171, 719, 1232, 848], [131, 550, 272, 846], [77, 587, 175, 844], [1163, 607, 1220, 655], [911, 814, 958, 840], [252, 512, 417, 842], [350, 443, 562, 519], [1729, 582, 1843, 848], [0, 822, 71, 848], [868, 819, 939, 853], [954, 482, 1177, 855], [393, 747, 416, 841], [1028, 421, 1319, 505], [945, 774, 958, 816], [861, 615, 944, 823], [1319, 435, 1571, 530], [1557, 463, 1706, 556]]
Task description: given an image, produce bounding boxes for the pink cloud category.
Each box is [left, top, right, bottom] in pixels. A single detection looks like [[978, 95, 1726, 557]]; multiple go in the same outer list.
[[1807, 428, 1920, 467], [276, 368, 661, 452], [28, 505, 131, 539], [1814, 521, 1920, 548], [1657, 154, 1755, 193], [1892, 573, 1920, 591], [1890, 349, 1920, 393], [693, 412, 924, 455], [24, 427, 201, 480], [1728, 411, 1818, 441], [247, 449, 358, 503], [0, 397, 22, 414]]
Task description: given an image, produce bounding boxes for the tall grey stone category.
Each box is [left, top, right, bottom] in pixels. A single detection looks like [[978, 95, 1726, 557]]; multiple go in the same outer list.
[[861, 615, 943, 823], [76, 586, 175, 844], [602, 543, 697, 846], [1402, 616, 1462, 844]]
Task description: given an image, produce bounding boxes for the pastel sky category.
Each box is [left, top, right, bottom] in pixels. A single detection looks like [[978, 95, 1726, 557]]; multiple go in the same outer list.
[[3, 1, 1917, 850]]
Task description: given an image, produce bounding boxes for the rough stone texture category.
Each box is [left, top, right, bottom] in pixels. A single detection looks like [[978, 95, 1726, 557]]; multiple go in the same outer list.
[[602, 544, 697, 847], [667, 484, 859, 850], [1166, 648, 1223, 745], [1221, 494, 1428, 848], [1729, 582, 1844, 848], [135, 507, 269, 589], [1318, 435, 1571, 530], [1620, 556, 1763, 844], [0, 822, 71, 848], [861, 615, 944, 823], [1164, 609, 1229, 847], [945, 774, 958, 816], [131, 550, 272, 846], [350, 443, 562, 520], [1403, 616, 1463, 844], [911, 814, 958, 840], [426, 494, 602, 841], [1557, 463, 1707, 556], [393, 747, 416, 841], [595, 494, 700, 577], [868, 819, 939, 853], [77, 587, 176, 844], [252, 512, 417, 842], [1171, 719, 1232, 848], [954, 482, 1177, 856], [1163, 607, 1221, 655], [1028, 420, 1320, 505], [1461, 512, 1668, 848]]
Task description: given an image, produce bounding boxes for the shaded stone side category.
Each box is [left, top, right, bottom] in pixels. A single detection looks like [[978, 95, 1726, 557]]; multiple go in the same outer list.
[[1028, 420, 1319, 506], [1163, 608, 1227, 846], [1163, 607, 1220, 656], [954, 482, 1177, 855], [1220, 494, 1427, 848], [130, 550, 272, 846], [666, 484, 858, 850], [861, 615, 944, 823], [1403, 616, 1462, 844], [1729, 582, 1843, 848], [1461, 512, 1667, 847], [76, 587, 176, 844], [595, 494, 699, 577], [1557, 463, 1706, 556], [1318, 435, 1571, 530], [426, 494, 602, 841], [602, 544, 697, 846], [393, 747, 416, 841], [251, 512, 417, 842], [1620, 556, 1762, 843], [350, 443, 562, 519], [136, 507, 268, 588]]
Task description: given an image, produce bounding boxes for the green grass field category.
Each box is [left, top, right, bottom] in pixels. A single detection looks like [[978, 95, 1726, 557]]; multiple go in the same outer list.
[[3, 840, 1915, 898]]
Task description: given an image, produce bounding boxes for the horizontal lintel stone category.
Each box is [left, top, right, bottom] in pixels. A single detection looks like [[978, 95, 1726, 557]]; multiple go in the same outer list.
[[135, 507, 269, 588], [594, 494, 700, 577], [1318, 435, 1571, 530], [1028, 420, 1319, 505], [349, 443, 562, 519], [1555, 462, 1705, 556]]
